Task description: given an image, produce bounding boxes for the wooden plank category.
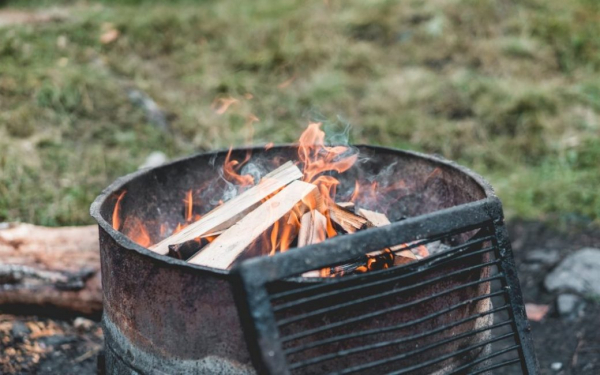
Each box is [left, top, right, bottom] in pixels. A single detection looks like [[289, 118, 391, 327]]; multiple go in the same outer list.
[[336, 201, 355, 209], [149, 161, 302, 255], [329, 203, 370, 233], [297, 210, 327, 248], [358, 208, 418, 261], [188, 181, 319, 269]]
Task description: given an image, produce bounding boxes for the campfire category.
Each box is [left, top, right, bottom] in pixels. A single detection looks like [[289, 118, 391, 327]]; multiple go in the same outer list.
[[91, 131, 538, 374], [111, 123, 438, 276]]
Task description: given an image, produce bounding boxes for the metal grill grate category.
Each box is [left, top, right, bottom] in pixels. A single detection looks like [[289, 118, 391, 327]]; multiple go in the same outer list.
[[232, 198, 538, 375]]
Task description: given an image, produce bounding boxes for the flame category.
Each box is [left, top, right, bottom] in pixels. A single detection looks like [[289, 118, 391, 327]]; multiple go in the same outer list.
[[112, 191, 126, 230], [223, 148, 255, 187], [109, 122, 433, 275], [122, 217, 151, 247], [184, 190, 193, 222]]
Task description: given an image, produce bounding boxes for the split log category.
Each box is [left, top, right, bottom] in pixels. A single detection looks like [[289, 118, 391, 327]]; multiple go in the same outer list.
[[150, 161, 303, 255], [329, 203, 370, 233], [0, 223, 102, 315], [297, 210, 327, 248], [298, 210, 328, 278], [188, 181, 320, 269], [336, 202, 355, 209], [358, 208, 418, 264]]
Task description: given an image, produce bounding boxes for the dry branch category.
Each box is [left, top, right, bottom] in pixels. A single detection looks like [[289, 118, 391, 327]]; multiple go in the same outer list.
[[150, 161, 303, 255], [188, 181, 320, 269]]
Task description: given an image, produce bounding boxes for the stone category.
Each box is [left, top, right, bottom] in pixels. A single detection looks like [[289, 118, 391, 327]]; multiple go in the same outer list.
[[73, 317, 94, 331], [556, 293, 585, 320], [545, 248, 600, 297], [525, 249, 560, 265], [551, 362, 563, 371]]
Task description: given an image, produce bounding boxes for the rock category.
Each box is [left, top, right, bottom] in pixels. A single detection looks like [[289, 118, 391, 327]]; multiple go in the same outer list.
[[10, 321, 30, 343], [73, 317, 94, 331], [556, 293, 585, 320], [525, 249, 560, 265], [139, 151, 168, 170], [551, 362, 563, 371], [545, 248, 600, 297]]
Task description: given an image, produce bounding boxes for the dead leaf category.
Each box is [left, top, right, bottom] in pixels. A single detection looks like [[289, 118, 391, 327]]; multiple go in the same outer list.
[[525, 303, 550, 322], [100, 29, 120, 44]]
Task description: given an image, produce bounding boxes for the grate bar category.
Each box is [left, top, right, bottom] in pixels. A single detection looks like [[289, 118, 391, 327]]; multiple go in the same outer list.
[[273, 243, 496, 312], [334, 327, 515, 374], [447, 344, 521, 374], [288, 304, 509, 369], [277, 260, 500, 326], [269, 234, 494, 302], [284, 290, 507, 355], [281, 274, 503, 342], [467, 358, 522, 375]]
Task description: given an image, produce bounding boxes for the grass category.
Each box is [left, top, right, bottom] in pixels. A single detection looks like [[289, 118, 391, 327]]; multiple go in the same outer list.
[[1, 0, 599, 226]]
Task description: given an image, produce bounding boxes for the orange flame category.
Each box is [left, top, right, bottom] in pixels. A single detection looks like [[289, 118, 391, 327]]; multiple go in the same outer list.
[[223, 148, 255, 188], [112, 191, 126, 230]]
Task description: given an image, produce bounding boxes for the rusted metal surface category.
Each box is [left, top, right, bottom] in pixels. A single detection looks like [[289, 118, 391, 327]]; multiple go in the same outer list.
[[91, 145, 494, 374]]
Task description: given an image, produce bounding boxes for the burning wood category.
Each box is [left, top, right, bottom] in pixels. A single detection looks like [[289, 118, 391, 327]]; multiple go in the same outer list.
[[188, 181, 320, 269], [112, 122, 440, 276], [297, 210, 327, 248], [357, 208, 418, 263], [329, 203, 370, 233], [150, 161, 302, 255]]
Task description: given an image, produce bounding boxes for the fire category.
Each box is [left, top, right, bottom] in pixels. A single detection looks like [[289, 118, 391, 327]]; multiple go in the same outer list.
[[223, 148, 255, 188], [111, 122, 430, 276], [112, 191, 126, 230]]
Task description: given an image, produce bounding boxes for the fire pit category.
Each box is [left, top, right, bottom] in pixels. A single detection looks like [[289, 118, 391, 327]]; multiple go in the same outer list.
[[91, 141, 538, 374]]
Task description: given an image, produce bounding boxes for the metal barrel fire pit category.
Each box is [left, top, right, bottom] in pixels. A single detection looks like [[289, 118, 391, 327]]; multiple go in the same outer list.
[[90, 145, 538, 374]]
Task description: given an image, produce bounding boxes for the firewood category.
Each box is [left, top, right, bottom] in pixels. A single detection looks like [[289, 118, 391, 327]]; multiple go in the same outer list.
[[329, 203, 370, 234], [150, 161, 303, 255], [358, 208, 418, 262], [297, 210, 327, 248], [188, 181, 320, 269], [167, 231, 223, 260], [336, 201, 355, 209], [0, 224, 102, 315]]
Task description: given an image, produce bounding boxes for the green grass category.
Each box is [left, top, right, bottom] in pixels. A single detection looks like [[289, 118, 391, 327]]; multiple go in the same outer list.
[[1, 0, 600, 226]]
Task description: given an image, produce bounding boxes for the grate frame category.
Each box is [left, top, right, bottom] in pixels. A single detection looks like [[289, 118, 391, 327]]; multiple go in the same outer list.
[[232, 197, 538, 375]]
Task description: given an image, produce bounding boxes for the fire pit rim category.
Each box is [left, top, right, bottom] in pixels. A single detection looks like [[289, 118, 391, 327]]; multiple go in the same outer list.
[[90, 144, 496, 275]]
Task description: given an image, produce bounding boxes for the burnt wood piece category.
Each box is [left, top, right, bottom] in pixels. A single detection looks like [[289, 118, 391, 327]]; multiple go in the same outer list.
[[150, 161, 303, 255], [167, 231, 223, 260], [0, 224, 101, 315], [329, 203, 370, 234], [188, 181, 320, 269]]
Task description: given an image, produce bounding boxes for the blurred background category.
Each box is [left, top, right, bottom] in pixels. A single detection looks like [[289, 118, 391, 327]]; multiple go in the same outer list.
[[1, 0, 599, 228], [2, 1, 600, 374]]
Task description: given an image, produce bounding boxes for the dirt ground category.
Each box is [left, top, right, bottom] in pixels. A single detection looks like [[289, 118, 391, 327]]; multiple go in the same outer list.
[[0, 220, 598, 374]]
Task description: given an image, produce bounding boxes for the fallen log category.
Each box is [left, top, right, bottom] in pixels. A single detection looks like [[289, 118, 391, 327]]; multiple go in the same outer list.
[[188, 180, 320, 269], [150, 161, 303, 255], [0, 223, 102, 315]]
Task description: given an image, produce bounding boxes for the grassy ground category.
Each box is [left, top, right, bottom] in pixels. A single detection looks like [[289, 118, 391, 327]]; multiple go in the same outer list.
[[1, 0, 599, 226]]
